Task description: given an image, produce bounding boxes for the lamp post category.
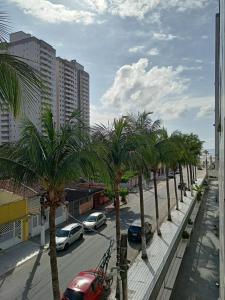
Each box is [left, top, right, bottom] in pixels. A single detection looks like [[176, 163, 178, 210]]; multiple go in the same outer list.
[[40, 194, 46, 247]]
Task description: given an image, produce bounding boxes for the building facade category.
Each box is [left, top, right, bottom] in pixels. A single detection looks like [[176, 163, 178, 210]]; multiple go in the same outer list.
[[0, 31, 90, 144], [216, 1, 225, 299], [0, 190, 29, 250], [0, 31, 57, 144], [56, 58, 90, 128]]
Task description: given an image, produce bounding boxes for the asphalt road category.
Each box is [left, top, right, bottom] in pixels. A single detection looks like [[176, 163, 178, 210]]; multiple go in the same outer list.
[[0, 169, 204, 300]]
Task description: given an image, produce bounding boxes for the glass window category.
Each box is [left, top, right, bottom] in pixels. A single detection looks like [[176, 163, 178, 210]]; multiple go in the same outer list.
[[71, 226, 81, 235], [56, 229, 70, 237], [63, 289, 84, 300], [86, 215, 97, 222]]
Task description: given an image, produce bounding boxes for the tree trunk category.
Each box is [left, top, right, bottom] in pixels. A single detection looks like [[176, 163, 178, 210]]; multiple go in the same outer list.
[[193, 165, 195, 181], [138, 173, 147, 259], [49, 205, 60, 300], [173, 170, 179, 210], [187, 164, 190, 190], [189, 164, 193, 184], [181, 166, 187, 196], [179, 163, 183, 202], [115, 179, 121, 299], [120, 234, 128, 300], [153, 171, 161, 235], [165, 167, 172, 221], [195, 165, 197, 180]]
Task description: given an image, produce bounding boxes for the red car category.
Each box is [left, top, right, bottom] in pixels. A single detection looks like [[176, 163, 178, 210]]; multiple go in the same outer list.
[[62, 270, 105, 300]]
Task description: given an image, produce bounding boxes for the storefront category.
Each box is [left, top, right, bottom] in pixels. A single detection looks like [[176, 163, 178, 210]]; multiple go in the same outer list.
[[0, 191, 29, 250]]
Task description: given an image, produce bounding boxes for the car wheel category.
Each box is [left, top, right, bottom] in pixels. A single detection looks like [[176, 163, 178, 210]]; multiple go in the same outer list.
[[94, 225, 97, 230], [64, 243, 69, 250], [79, 233, 83, 240]]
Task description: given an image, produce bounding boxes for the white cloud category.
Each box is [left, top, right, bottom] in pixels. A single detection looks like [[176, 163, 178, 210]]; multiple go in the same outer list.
[[152, 32, 179, 41], [90, 60, 214, 124], [9, 0, 96, 24], [201, 35, 208, 39], [100, 58, 189, 119], [10, 0, 210, 23], [147, 48, 159, 56], [197, 104, 214, 118], [128, 45, 145, 53], [176, 65, 202, 72]]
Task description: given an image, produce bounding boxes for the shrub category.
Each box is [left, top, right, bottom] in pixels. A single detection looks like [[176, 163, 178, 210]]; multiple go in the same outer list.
[[188, 218, 193, 225], [182, 230, 190, 239]]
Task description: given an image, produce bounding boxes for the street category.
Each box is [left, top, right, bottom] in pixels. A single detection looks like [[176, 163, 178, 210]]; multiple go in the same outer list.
[[0, 169, 204, 300]]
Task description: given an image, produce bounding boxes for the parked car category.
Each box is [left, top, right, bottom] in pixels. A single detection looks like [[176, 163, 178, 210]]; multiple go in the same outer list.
[[61, 270, 105, 300], [168, 172, 174, 178], [83, 212, 107, 231], [128, 220, 152, 243], [56, 223, 84, 251]]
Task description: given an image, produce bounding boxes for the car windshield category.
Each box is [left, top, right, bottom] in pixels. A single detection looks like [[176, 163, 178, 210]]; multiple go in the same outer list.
[[56, 229, 70, 237], [64, 289, 84, 300], [129, 225, 141, 233], [86, 215, 97, 222]]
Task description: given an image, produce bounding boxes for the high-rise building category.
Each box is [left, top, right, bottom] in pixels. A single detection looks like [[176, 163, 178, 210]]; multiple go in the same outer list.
[[0, 31, 90, 144], [56, 58, 90, 128], [0, 31, 57, 144]]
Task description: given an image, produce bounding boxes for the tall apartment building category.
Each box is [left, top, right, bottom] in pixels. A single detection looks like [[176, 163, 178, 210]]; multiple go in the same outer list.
[[0, 31, 90, 144], [0, 31, 57, 144], [56, 58, 90, 128], [215, 1, 225, 299]]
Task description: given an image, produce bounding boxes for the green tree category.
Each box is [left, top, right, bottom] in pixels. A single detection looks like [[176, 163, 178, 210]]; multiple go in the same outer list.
[[127, 111, 160, 258], [92, 117, 134, 296], [157, 128, 180, 221], [0, 110, 91, 300]]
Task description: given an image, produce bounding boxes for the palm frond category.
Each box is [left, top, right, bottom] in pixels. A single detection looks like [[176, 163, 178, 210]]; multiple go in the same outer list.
[[0, 53, 42, 116]]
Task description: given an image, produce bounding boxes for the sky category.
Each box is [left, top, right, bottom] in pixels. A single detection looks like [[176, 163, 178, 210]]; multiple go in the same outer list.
[[2, 0, 218, 149]]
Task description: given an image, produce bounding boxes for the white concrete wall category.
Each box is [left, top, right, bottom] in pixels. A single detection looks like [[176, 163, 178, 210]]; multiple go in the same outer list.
[[219, 2, 225, 299]]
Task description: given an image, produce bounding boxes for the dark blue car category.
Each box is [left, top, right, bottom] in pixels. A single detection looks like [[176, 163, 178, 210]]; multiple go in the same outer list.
[[128, 220, 152, 243]]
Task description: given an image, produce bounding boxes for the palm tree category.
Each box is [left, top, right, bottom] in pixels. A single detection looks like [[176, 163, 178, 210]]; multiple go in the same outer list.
[[91, 118, 134, 296], [0, 110, 91, 300], [148, 133, 163, 236], [171, 132, 188, 202], [127, 112, 160, 258], [0, 11, 41, 116]]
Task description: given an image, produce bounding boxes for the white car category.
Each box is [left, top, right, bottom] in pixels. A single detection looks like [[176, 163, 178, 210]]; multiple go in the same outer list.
[[55, 223, 84, 250], [83, 212, 107, 231]]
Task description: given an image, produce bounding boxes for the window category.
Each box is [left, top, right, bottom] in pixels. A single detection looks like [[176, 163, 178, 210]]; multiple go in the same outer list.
[[98, 214, 103, 221], [71, 226, 81, 235]]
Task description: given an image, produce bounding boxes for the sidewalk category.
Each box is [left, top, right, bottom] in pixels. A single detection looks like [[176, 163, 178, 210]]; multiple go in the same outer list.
[[108, 176, 205, 300], [0, 240, 42, 278], [170, 180, 219, 300]]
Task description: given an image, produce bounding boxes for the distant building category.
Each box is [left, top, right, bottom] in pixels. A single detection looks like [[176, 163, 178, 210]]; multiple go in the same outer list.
[[0, 31, 90, 144], [0, 31, 57, 144], [56, 58, 90, 128]]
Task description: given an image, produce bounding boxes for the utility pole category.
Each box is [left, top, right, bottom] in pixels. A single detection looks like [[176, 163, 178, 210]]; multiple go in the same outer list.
[[120, 233, 128, 300], [40, 195, 46, 247]]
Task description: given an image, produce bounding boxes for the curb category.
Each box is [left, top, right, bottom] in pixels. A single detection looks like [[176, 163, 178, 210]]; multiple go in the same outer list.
[[0, 244, 49, 279]]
